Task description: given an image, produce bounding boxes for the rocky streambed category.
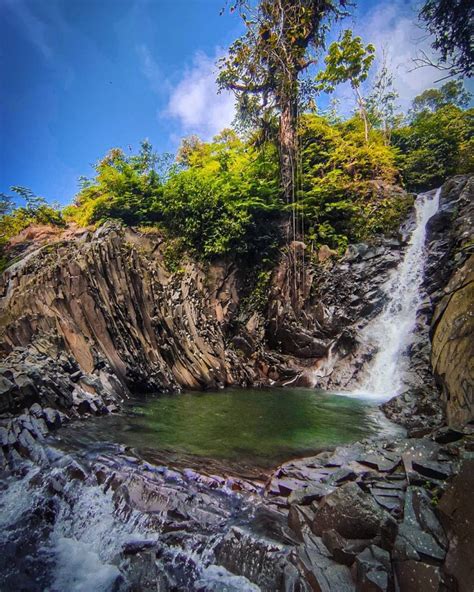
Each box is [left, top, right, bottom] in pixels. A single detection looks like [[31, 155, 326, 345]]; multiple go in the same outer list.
[[0, 175, 473, 591], [0, 396, 473, 592]]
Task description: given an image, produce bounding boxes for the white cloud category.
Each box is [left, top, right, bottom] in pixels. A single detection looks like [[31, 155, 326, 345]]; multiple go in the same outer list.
[[354, 2, 445, 110], [4, 0, 53, 60], [164, 51, 235, 140], [136, 44, 165, 95]]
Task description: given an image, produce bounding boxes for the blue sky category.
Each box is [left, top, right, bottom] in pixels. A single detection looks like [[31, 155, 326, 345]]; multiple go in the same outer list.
[[1, 0, 472, 206]]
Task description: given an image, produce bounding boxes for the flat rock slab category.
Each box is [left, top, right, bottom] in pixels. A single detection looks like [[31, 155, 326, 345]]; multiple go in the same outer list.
[[312, 482, 393, 540], [288, 483, 335, 505], [354, 545, 392, 592], [394, 560, 442, 592], [437, 460, 474, 592]]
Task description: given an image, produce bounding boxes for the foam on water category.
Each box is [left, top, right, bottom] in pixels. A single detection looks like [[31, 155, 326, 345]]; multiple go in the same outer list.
[[358, 187, 441, 400], [0, 454, 262, 592]]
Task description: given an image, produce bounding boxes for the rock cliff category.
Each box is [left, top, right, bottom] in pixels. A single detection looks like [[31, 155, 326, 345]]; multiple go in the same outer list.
[[0, 176, 472, 428], [430, 177, 474, 425]]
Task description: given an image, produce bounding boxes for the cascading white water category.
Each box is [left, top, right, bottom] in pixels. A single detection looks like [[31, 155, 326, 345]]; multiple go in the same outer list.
[[359, 187, 441, 399]]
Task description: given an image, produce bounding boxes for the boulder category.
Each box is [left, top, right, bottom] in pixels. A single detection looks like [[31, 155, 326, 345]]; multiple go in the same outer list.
[[437, 460, 474, 592], [312, 482, 395, 541], [394, 560, 442, 592], [353, 545, 392, 592]]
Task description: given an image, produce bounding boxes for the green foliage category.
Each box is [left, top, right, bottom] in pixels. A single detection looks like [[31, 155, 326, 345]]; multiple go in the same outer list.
[[217, 0, 348, 201], [393, 104, 474, 191], [298, 114, 408, 250], [64, 141, 170, 227], [410, 80, 471, 117], [239, 268, 273, 315], [0, 187, 65, 272], [316, 30, 375, 93], [316, 30, 375, 142], [419, 0, 473, 77], [218, 0, 347, 107], [160, 131, 281, 260]]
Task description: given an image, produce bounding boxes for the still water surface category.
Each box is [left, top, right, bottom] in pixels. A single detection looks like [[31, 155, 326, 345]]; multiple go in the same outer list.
[[57, 388, 404, 471]]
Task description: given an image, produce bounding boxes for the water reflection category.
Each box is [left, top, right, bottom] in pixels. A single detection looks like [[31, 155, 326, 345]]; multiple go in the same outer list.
[[57, 388, 404, 470]]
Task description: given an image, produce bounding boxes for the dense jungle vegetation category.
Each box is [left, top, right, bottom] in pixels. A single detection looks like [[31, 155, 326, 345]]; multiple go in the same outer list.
[[1, 0, 472, 269]]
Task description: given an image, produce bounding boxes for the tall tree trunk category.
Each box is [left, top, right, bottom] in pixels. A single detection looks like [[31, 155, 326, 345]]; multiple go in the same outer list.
[[279, 98, 298, 204], [354, 85, 369, 143]]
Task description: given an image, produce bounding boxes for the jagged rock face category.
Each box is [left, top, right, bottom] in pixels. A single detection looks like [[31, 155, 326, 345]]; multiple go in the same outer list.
[[0, 226, 259, 397], [427, 176, 474, 426], [264, 238, 405, 389], [431, 254, 474, 425], [0, 219, 405, 412], [0, 176, 471, 427]]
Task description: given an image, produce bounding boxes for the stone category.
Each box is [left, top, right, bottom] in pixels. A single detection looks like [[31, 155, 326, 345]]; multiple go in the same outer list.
[[16, 428, 37, 458], [288, 505, 315, 540], [42, 408, 62, 428], [214, 526, 289, 591], [393, 487, 446, 563], [353, 545, 392, 592], [326, 468, 357, 485], [122, 539, 157, 555], [288, 484, 335, 506], [275, 478, 305, 497], [296, 540, 356, 592], [321, 529, 372, 566], [431, 253, 474, 426], [411, 460, 453, 481], [29, 403, 43, 418], [312, 482, 393, 540], [0, 375, 15, 395], [357, 453, 400, 473], [394, 560, 442, 592], [432, 426, 465, 444], [0, 426, 9, 446], [437, 460, 474, 592]]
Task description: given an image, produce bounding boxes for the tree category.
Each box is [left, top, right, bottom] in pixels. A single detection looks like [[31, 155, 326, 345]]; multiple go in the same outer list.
[[418, 0, 473, 78], [64, 142, 165, 227], [316, 30, 375, 143], [217, 0, 348, 204], [0, 193, 14, 217], [410, 80, 472, 117], [366, 53, 400, 144], [393, 104, 473, 191], [176, 135, 204, 166]]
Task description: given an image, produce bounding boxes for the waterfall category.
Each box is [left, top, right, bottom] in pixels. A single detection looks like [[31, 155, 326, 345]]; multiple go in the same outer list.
[[359, 187, 441, 399]]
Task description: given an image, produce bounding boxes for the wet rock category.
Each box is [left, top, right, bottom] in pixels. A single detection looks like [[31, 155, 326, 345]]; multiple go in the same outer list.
[[288, 505, 315, 541], [411, 459, 453, 481], [42, 407, 62, 428], [357, 453, 400, 473], [122, 539, 157, 555], [295, 535, 356, 592], [326, 468, 357, 485], [369, 487, 404, 516], [353, 545, 392, 592], [16, 428, 37, 458], [432, 426, 465, 444], [214, 526, 291, 590], [393, 487, 446, 563], [321, 529, 372, 566], [0, 425, 9, 446], [0, 447, 7, 470], [252, 505, 296, 545], [312, 482, 394, 541], [288, 484, 335, 506], [437, 460, 474, 591], [394, 560, 442, 592]]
